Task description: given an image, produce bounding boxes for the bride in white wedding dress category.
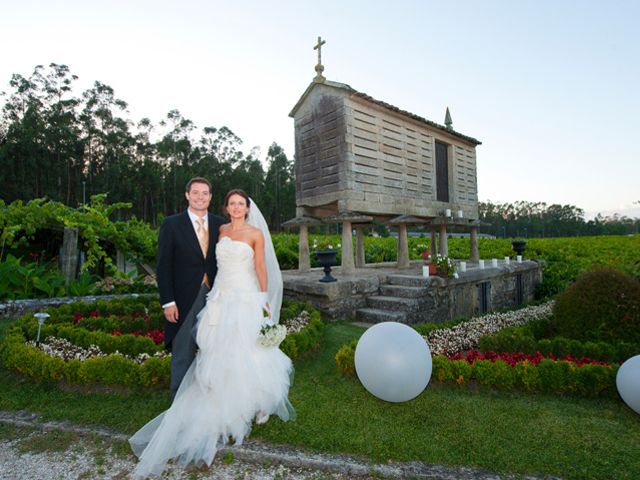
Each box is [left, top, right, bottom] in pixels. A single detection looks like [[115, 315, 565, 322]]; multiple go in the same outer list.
[[129, 190, 295, 478]]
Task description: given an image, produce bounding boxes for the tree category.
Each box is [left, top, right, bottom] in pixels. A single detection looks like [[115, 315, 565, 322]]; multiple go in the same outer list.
[[262, 143, 295, 231]]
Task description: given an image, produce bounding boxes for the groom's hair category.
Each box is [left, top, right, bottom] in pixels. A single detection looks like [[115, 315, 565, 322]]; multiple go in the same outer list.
[[185, 177, 212, 193]]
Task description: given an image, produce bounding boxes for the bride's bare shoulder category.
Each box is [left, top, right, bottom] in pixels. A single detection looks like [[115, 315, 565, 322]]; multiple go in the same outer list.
[[249, 226, 264, 241]]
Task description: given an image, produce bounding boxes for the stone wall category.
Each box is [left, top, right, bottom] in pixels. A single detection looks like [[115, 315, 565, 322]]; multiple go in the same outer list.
[[283, 261, 543, 323], [0, 293, 157, 319], [283, 272, 380, 320]]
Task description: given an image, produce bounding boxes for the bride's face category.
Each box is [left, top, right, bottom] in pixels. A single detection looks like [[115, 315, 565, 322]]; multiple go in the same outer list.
[[226, 194, 249, 220]]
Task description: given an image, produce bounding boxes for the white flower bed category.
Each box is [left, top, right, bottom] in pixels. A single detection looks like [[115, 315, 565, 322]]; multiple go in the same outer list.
[[425, 301, 554, 355], [27, 337, 169, 364], [282, 310, 311, 334]]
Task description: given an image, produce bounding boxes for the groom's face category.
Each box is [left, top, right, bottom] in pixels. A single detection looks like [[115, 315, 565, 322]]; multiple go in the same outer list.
[[185, 182, 212, 214]]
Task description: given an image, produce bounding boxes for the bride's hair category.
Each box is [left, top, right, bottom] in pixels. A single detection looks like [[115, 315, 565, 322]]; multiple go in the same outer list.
[[223, 189, 251, 218]]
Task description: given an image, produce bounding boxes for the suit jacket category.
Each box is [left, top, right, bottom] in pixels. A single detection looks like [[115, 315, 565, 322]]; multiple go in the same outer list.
[[157, 210, 227, 347]]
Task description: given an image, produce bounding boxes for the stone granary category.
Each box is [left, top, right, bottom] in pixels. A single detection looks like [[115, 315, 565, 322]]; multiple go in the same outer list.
[[285, 40, 483, 272]]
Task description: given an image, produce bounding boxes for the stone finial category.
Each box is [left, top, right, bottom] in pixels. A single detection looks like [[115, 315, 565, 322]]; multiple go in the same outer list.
[[445, 106, 453, 130], [313, 36, 326, 83]]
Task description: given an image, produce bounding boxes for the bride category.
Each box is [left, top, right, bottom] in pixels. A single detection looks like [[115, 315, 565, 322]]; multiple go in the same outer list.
[[129, 189, 295, 478]]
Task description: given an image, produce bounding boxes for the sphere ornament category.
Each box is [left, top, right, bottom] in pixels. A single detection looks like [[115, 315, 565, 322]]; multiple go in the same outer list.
[[355, 322, 432, 403]]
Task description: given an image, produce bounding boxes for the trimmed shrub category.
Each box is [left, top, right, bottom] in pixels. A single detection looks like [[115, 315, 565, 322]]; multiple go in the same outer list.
[[451, 360, 473, 385], [333, 338, 618, 397], [335, 340, 357, 376], [0, 297, 323, 388], [479, 322, 640, 363], [431, 355, 453, 383], [553, 268, 640, 343], [473, 359, 515, 389]]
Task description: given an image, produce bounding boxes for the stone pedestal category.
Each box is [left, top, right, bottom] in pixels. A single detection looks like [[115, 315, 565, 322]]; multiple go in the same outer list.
[[60, 227, 79, 285], [439, 224, 448, 257], [341, 221, 355, 274], [282, 215, 322, 272], [298, 225, 311, 272], [355, 226, 366, 268], [397, 224, 410, 269], [470, 226, 479, 262], [430, 228, 438, 256]]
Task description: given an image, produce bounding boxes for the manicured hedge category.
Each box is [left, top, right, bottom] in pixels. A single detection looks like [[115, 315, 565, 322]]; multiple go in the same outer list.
[[279, 302, 324, 359], [478, 320, 640, 363], [0, 297, 324, 388], [335, 342, 620, 398]]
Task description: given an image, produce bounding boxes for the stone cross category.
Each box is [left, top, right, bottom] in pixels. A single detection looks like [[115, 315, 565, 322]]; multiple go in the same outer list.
[[313, 36, 326, 82]]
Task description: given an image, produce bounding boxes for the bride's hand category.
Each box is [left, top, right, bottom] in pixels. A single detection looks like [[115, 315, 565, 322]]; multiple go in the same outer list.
[[263, 302, 271, 319]]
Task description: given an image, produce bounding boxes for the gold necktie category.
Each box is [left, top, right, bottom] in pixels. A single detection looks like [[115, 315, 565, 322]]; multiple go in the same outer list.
[[196, 217, 208, 258]]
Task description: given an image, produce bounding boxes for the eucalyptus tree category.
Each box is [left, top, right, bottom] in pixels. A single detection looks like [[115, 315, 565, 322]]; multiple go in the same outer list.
[[0, 63, 84, 202], [155, 109, 198, 213], [79, 81, 134, 210], [262, 143, 295, 232]]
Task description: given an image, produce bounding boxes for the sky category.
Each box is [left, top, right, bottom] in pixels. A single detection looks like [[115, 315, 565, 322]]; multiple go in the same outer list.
[[1, 0, 639, 219]]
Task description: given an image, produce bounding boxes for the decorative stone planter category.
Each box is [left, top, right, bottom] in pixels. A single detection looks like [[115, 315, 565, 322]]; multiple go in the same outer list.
[[315, 249, 338, 283], [511, 240, 527, 256]]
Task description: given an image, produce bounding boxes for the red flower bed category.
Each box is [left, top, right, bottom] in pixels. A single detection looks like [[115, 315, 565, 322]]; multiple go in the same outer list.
[[72, 310, 164, 346], [447, 350, 612, 367], [111, 329, 164, 345]]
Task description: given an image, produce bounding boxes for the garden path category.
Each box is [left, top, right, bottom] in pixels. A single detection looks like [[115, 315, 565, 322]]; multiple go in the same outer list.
[[0, 410, 559, 480]]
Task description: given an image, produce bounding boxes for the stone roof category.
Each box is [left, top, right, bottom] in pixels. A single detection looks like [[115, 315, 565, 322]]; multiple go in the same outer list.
[[289, 79, 482, 146]]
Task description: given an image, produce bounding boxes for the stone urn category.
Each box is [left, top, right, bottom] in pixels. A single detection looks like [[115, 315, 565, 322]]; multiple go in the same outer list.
[[315, 249, 338, 283], [511, 240, 527, 256]]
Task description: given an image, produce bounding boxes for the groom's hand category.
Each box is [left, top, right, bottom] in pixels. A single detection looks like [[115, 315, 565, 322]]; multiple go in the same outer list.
[[164, 305, 179, 323]]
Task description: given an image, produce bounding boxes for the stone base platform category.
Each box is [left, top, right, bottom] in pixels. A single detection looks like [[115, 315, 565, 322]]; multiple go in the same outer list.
[[283, 260, 543, 324]]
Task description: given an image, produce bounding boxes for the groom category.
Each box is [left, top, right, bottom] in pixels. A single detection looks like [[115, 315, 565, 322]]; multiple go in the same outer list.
[[157, 177, 226, 398]]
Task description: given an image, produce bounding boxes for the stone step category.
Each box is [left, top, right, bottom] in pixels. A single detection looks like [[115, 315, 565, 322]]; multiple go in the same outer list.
[[379, 284, 428, 298], [356, 308, 408, 324], [387, 274, 440, 287], [366, 295, 420, 311]]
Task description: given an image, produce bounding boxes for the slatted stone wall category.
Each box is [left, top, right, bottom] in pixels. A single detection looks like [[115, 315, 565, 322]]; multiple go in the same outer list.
[[292, 82, 479, 219], [294, 95, 347, 207], [452, 144, 478, 206]]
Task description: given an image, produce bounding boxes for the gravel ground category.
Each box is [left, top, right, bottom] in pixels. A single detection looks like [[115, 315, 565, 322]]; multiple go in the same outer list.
[[0, 428, 363, 480], [0, 411, 560, 480]]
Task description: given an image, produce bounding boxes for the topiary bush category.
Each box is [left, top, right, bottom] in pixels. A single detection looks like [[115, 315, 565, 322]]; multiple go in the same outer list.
[[552, 268, 640, 344]]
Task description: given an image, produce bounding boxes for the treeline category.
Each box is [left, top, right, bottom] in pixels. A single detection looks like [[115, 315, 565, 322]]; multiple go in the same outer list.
[[2, 65, 638, 239], [479, 200, 639, 237], [0, 63, 295, 228]]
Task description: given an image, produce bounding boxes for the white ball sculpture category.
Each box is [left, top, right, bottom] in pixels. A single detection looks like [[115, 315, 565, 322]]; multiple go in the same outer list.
[[355, 322, 432, 403], [617, 355, 640, 415]]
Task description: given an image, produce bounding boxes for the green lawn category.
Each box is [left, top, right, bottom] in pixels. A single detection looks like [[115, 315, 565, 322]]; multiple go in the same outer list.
[[1, 319, 639, 480]]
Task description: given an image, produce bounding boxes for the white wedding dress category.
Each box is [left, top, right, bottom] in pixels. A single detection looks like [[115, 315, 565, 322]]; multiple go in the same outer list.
[[129, 236, 295, 478]]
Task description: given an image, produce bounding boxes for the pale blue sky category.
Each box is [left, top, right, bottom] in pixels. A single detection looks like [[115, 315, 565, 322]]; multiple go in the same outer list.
[[1, 0, 638, 218]]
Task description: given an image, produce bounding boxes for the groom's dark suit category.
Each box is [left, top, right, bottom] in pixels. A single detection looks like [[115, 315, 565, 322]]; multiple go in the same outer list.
[[157, 210, 226, 394]]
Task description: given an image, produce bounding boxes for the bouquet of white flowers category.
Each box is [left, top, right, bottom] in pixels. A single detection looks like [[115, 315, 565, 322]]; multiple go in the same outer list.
[[257, 323, 287, 348]]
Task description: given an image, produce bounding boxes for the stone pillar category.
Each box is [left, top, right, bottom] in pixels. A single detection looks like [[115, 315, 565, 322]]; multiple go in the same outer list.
[[397, 224, 410, 269], [60, 227, 79, 285], [298, 225, 311, 272], [116, 250, 126, 273], [341, 221, 355, 274], [430, 228, 438, 256], [470, 226, 480, 262], [439, 224, 448, 257], [355, 226, 366, 268]]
